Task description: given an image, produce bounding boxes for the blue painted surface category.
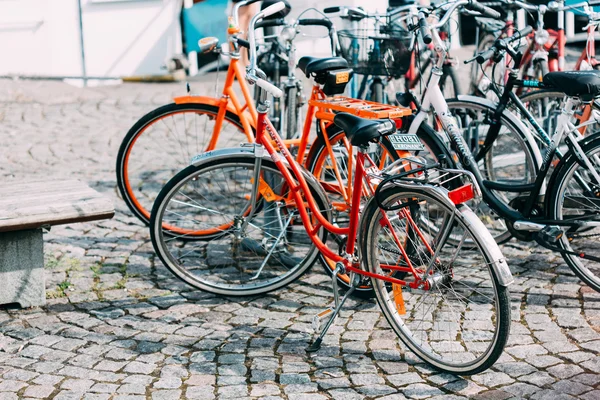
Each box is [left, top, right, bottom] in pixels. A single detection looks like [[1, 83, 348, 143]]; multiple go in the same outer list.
[[183, 0, 228, 53]]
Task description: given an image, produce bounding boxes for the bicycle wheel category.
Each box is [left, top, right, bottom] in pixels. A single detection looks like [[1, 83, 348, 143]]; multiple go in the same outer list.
[[361, 185, 511, 375], [150, 154, 330, 296], [521, 59, 549, 95], [470, 33, 503, 100], [116, 103, 250, 225], [547, 136, 600, 292], [285, 85, 299, 140], [447, 98, 540, 243], [520, 90, 600, 139], [370, 80, 385, 104], [440, 64, 461, 98], [305, 122, 455, 296]]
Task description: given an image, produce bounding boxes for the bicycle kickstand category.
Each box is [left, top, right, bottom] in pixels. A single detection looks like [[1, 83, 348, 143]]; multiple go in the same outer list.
[[307, 263, 358, 352]]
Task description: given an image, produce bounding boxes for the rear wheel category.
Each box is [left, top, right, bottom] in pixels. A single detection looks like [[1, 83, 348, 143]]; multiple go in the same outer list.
[[285, 86, 299, 140], [547, 137, 600, 292], [361, 186, 511, 375], [150, 156, 329, 296], [446, 98, 540, 243], [440, 64, 461, 98]]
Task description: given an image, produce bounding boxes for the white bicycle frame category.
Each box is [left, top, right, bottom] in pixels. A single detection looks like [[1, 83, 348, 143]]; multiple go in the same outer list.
[[407, 0, 600, 192]]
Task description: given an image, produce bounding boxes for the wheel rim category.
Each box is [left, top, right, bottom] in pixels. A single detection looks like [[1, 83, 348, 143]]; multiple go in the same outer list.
[[369, 190, 506, 371], [122, 106, 246, 223], [153, 162, 319, 292], [554, 145, 600, 289]]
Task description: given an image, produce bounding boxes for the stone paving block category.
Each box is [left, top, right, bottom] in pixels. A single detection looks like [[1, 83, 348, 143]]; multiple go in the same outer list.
[[2, 78, 600, 400]]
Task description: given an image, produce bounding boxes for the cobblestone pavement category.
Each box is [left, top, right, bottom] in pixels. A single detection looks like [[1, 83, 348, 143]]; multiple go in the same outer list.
[[0, 68, 599, 400]]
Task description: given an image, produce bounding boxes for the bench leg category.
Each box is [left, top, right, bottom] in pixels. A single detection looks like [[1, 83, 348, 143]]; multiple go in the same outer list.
[[0, 229, 46, 308]]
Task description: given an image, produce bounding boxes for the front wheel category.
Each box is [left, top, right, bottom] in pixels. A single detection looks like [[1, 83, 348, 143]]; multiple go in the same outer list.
[[547, 136, 600, 292], [116, 102, 249, 225], [361, 186, 511, 375], [150, 155, 329, 296]]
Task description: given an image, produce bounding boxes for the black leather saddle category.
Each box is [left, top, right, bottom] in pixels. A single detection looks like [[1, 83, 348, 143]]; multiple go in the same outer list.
[[297, 56, 349, 77], [333, 113, 396, 147], [543, 70, 600, 102]]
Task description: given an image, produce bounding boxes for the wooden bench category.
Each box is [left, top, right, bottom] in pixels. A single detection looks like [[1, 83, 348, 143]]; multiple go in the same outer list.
[[0, 180, 114, 308]]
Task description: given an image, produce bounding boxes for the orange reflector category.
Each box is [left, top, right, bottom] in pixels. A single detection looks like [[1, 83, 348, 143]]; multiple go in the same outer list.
[[448, 184, 474, 205], [392, 283, 406, 315]]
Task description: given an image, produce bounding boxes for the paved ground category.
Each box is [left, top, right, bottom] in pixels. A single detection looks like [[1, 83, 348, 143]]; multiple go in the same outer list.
[[0, 60, 599, 400]]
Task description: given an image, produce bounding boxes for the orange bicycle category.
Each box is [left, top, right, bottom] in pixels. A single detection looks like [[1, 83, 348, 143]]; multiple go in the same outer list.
[[148, 1, 513, 375], [115, 0, 450, 296]]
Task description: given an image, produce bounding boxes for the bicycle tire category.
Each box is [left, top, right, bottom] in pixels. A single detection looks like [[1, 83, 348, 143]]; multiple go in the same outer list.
[[116, 102, 249, 225], [470, 33, 502, 98], [445, 97, 541, 243], [440, 64, 461, 98], [519, 89, 600, 138], [285, 85, 298, 140], [546, 135, 600, 292], [361, 185, 511, 375], [370, 80, 384, 104], [150, 154, 330, 296]]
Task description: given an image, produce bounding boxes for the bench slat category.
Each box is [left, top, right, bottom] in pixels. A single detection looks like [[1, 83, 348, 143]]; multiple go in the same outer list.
[[0, 180, 114, 232]]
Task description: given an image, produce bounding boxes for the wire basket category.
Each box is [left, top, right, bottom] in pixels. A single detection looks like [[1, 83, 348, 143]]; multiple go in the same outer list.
[[338, 28, 412, 78]]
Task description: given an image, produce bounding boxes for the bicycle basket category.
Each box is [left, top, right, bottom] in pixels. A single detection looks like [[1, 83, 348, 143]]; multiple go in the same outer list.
[[338, 28, 412, 78]]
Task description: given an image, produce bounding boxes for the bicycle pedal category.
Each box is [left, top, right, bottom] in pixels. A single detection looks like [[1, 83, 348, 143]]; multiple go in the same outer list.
[[536, 225, 564, 245], [312, 307, 334, 333]]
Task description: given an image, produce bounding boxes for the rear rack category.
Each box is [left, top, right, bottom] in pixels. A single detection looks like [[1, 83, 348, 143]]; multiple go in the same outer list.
[[370, 156, 483, 209], [310, 96, 412, 119]]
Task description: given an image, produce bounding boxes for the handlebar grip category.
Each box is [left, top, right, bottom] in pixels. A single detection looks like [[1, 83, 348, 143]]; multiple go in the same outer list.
[[256, 18, 286, 29], [261, 1, 286, 20], [324, 6, 340, 13], [512, 25, 533, 40], [418, 15, 432, 44], [298, 18, 333, 29], [466, 0, 502, 19], [256, 78, 283, 98], [476, 47, 497, 64], [237, 38, 250, 49]]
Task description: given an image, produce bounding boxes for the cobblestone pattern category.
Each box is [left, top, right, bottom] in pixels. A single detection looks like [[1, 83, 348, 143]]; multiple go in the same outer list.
[[0, 74, 599, 400]]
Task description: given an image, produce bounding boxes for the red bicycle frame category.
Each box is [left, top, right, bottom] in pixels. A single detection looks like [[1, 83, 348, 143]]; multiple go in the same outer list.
[[253, 107, 432, 290]]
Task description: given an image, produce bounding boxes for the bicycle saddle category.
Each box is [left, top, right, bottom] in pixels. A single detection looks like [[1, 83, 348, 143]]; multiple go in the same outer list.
[[297, 56, 349, 77], [333, 113, 395, 147], [543, 70, 600, 102]]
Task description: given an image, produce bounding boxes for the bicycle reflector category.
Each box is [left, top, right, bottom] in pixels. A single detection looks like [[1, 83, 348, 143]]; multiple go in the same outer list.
[[448, 184, 474, 205]]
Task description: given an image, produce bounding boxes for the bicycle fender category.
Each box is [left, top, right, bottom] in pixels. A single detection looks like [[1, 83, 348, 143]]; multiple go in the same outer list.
[[454, 95, 544, 171], [457, 203, 514, 287], [190, 147, 332, 221], [173, 95, 256, 129]]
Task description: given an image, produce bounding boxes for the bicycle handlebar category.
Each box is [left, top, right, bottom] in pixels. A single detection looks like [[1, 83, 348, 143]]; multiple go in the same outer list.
[[246, 2, 286, 98], [417, 13, 432, 44], [255, 77, 284, 98], [256, 18, 286, 29], [465, 25, 533, 64], [465, 0, 501, 18], [298, 18, 333, 29]]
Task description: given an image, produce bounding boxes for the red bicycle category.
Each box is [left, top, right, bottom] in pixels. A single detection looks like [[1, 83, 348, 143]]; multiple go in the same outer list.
[[149, 0, 513, 375]]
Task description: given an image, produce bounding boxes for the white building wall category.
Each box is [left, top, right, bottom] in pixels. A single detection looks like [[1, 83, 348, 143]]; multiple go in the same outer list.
[[290, 0, 389, 59], [0, 0, 182, 78]]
